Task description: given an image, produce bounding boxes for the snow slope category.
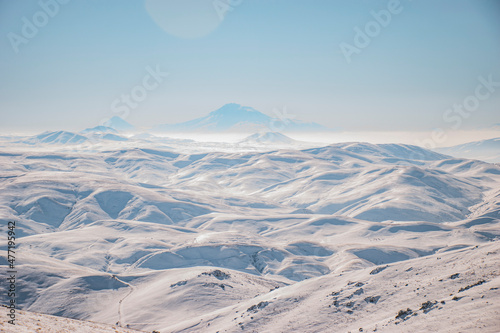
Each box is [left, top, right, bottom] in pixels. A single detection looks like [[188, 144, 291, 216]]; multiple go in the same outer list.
[[0, 136, 499, 332], [0, 306, 143, 333], [21, 131, 89, 145], [164, 242, 500, 333]]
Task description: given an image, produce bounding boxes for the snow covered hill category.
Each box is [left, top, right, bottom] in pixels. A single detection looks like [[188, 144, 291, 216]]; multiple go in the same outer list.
[[239, 132, 297, 146], [21, 131, 89, 145], [14, 130, 131, 147], [0, 306, 143, 333], [1, 137, 499, 332]]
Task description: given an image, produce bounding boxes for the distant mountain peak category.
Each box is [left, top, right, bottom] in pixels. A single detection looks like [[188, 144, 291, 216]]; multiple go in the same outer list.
[[24, 130, 88, 145], [153, 104, 330, 133]]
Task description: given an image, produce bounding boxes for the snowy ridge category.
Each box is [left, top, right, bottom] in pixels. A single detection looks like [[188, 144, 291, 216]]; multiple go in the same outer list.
[[15, 130, 130, 146], [24, 131, 89, 145]]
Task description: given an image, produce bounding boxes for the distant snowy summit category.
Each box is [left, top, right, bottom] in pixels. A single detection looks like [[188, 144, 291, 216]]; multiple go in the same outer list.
[[28, 130, 88, 144], [152, 103, 330, 133], [19, 129, 129, 145]]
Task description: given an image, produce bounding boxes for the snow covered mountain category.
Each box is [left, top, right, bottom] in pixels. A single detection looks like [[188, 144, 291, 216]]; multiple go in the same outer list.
[[152, 103, 329, 133], [22, 131, 89, 145], [1, 137, 499, 332], [436, 137, 500, 163], [18, 130, 129, 145]]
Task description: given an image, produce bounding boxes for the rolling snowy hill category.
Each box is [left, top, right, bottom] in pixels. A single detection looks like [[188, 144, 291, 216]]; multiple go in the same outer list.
[[21, 131, 89, 145], [239, 132, 299, 147], [1, 136, 499, 332]]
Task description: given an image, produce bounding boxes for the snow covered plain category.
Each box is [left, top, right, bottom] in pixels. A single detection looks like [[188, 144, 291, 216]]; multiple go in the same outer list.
[[0, 133, 499, 332]]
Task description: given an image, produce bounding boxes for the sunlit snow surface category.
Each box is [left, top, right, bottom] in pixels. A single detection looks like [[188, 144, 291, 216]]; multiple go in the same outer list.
[[0, 133, 499, 332]]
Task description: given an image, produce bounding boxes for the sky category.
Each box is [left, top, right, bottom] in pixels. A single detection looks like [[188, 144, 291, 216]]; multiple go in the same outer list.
[[0, 0, 499, 138]]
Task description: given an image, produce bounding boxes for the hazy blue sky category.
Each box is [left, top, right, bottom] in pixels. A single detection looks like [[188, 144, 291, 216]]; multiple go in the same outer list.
[[1, 0, 499, 133]]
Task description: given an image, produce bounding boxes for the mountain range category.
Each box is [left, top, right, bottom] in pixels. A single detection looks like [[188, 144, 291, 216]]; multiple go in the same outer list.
[[103, 103, 329, 133]]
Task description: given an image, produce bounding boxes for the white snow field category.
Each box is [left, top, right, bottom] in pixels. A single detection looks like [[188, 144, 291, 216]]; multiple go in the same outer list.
[[0, 134, 499, 332]]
